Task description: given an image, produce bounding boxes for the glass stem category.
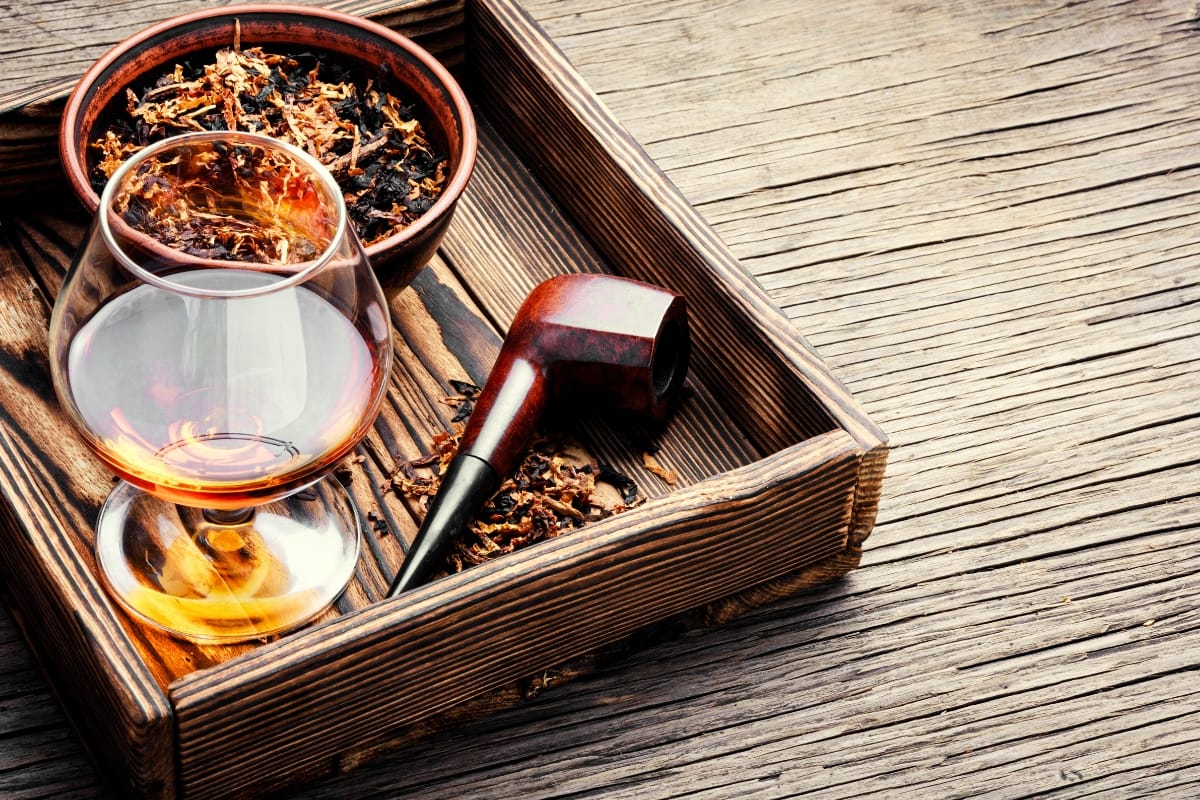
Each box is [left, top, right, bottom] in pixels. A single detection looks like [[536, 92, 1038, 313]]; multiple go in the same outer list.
[[201, 507, 256, 526]]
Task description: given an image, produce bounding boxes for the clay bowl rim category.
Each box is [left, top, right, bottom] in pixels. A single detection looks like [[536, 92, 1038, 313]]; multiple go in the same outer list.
[[59, 3, 478, 264]]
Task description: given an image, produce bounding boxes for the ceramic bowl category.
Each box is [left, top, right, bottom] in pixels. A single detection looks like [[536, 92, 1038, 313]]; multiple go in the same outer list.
[[59, 4, 477, 298]]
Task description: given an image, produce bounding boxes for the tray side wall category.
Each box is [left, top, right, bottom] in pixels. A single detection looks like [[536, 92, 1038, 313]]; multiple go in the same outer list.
[[169, 429, 863, 799], [466, 0, 889, 611], [0, 3, 890, 798], [0, 256, 174, 798], [0, 487, 175, 800], [0, 8, 470, 794], [467, 0, 888, 460], [0, 391, 175, 796]]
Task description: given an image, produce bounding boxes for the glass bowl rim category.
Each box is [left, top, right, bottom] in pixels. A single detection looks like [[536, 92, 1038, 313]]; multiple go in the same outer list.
[[98, 129, 352, 300]]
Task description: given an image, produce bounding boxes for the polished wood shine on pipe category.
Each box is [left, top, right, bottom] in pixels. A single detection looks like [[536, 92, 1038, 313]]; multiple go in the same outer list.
[[387, 273, 690, 597]]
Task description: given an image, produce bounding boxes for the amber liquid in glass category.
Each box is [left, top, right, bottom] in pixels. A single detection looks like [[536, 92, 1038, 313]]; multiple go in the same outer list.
[[65, 268, 384, 508]]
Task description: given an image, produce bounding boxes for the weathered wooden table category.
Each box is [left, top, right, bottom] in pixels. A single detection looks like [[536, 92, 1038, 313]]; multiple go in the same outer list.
[[2, 0, 1197, 797]]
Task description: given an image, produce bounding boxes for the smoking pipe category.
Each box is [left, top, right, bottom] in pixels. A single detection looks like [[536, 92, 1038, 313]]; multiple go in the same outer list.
[[387, 273, 690, 597]]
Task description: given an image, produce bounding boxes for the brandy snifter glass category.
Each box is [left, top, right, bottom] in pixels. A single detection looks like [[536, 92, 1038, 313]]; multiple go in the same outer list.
[[49, 131, 393, 642]]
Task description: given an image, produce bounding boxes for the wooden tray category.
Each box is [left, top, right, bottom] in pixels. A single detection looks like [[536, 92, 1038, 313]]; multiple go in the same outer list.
[[0, 1, 887, 797]]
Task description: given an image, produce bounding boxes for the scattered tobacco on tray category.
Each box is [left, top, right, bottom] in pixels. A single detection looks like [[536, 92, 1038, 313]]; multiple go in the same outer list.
[[90, 34, 446, 250], [641, 449, 678, 485], [388, 382, 648, 577]]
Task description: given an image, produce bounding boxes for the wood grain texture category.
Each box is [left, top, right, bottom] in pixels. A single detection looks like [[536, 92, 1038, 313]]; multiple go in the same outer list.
[[299, 0, 1198, 796], [0, 0, 882, 797], [0, 0, 466, 199], [0, 0, 464, 107], [0, 212, 178, 797], [4, 0, 1196, 798], [150, 1, 876, 786], [3, 89, 847, 795], [167, 430, 860, 799]]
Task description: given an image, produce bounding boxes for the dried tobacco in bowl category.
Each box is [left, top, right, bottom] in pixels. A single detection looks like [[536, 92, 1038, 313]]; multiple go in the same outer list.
[[113, 140, 336, 264], [90, 37, 447, 251]]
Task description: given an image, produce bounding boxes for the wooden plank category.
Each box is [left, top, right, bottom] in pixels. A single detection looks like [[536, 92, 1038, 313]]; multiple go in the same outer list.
[[468, 0, 865, 455], [0, 101, 767, 689], [288, 508, 1200, 798], [0, 1, 1192, 799], [462, 2, 1196, 798], [0, 0, 466, 202], [0, 0, 465, 109], [468, 0, 887, 588], [0, 2, 883, 797], [168, 427, 861, 799]]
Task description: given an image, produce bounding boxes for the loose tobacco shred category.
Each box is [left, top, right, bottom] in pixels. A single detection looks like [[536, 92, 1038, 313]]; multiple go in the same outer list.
[[91, 34, 446, 248], [389, 385, 646, 578], [113, 141, 333, 263], [641, 451, 678, 485]]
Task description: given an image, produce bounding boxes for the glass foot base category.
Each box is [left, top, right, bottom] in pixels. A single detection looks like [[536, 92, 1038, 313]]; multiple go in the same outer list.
[[95, 475, 361, 643]]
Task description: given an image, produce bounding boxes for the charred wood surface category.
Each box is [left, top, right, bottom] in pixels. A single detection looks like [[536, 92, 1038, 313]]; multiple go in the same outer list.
[[1, 0, 1197, 798]]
